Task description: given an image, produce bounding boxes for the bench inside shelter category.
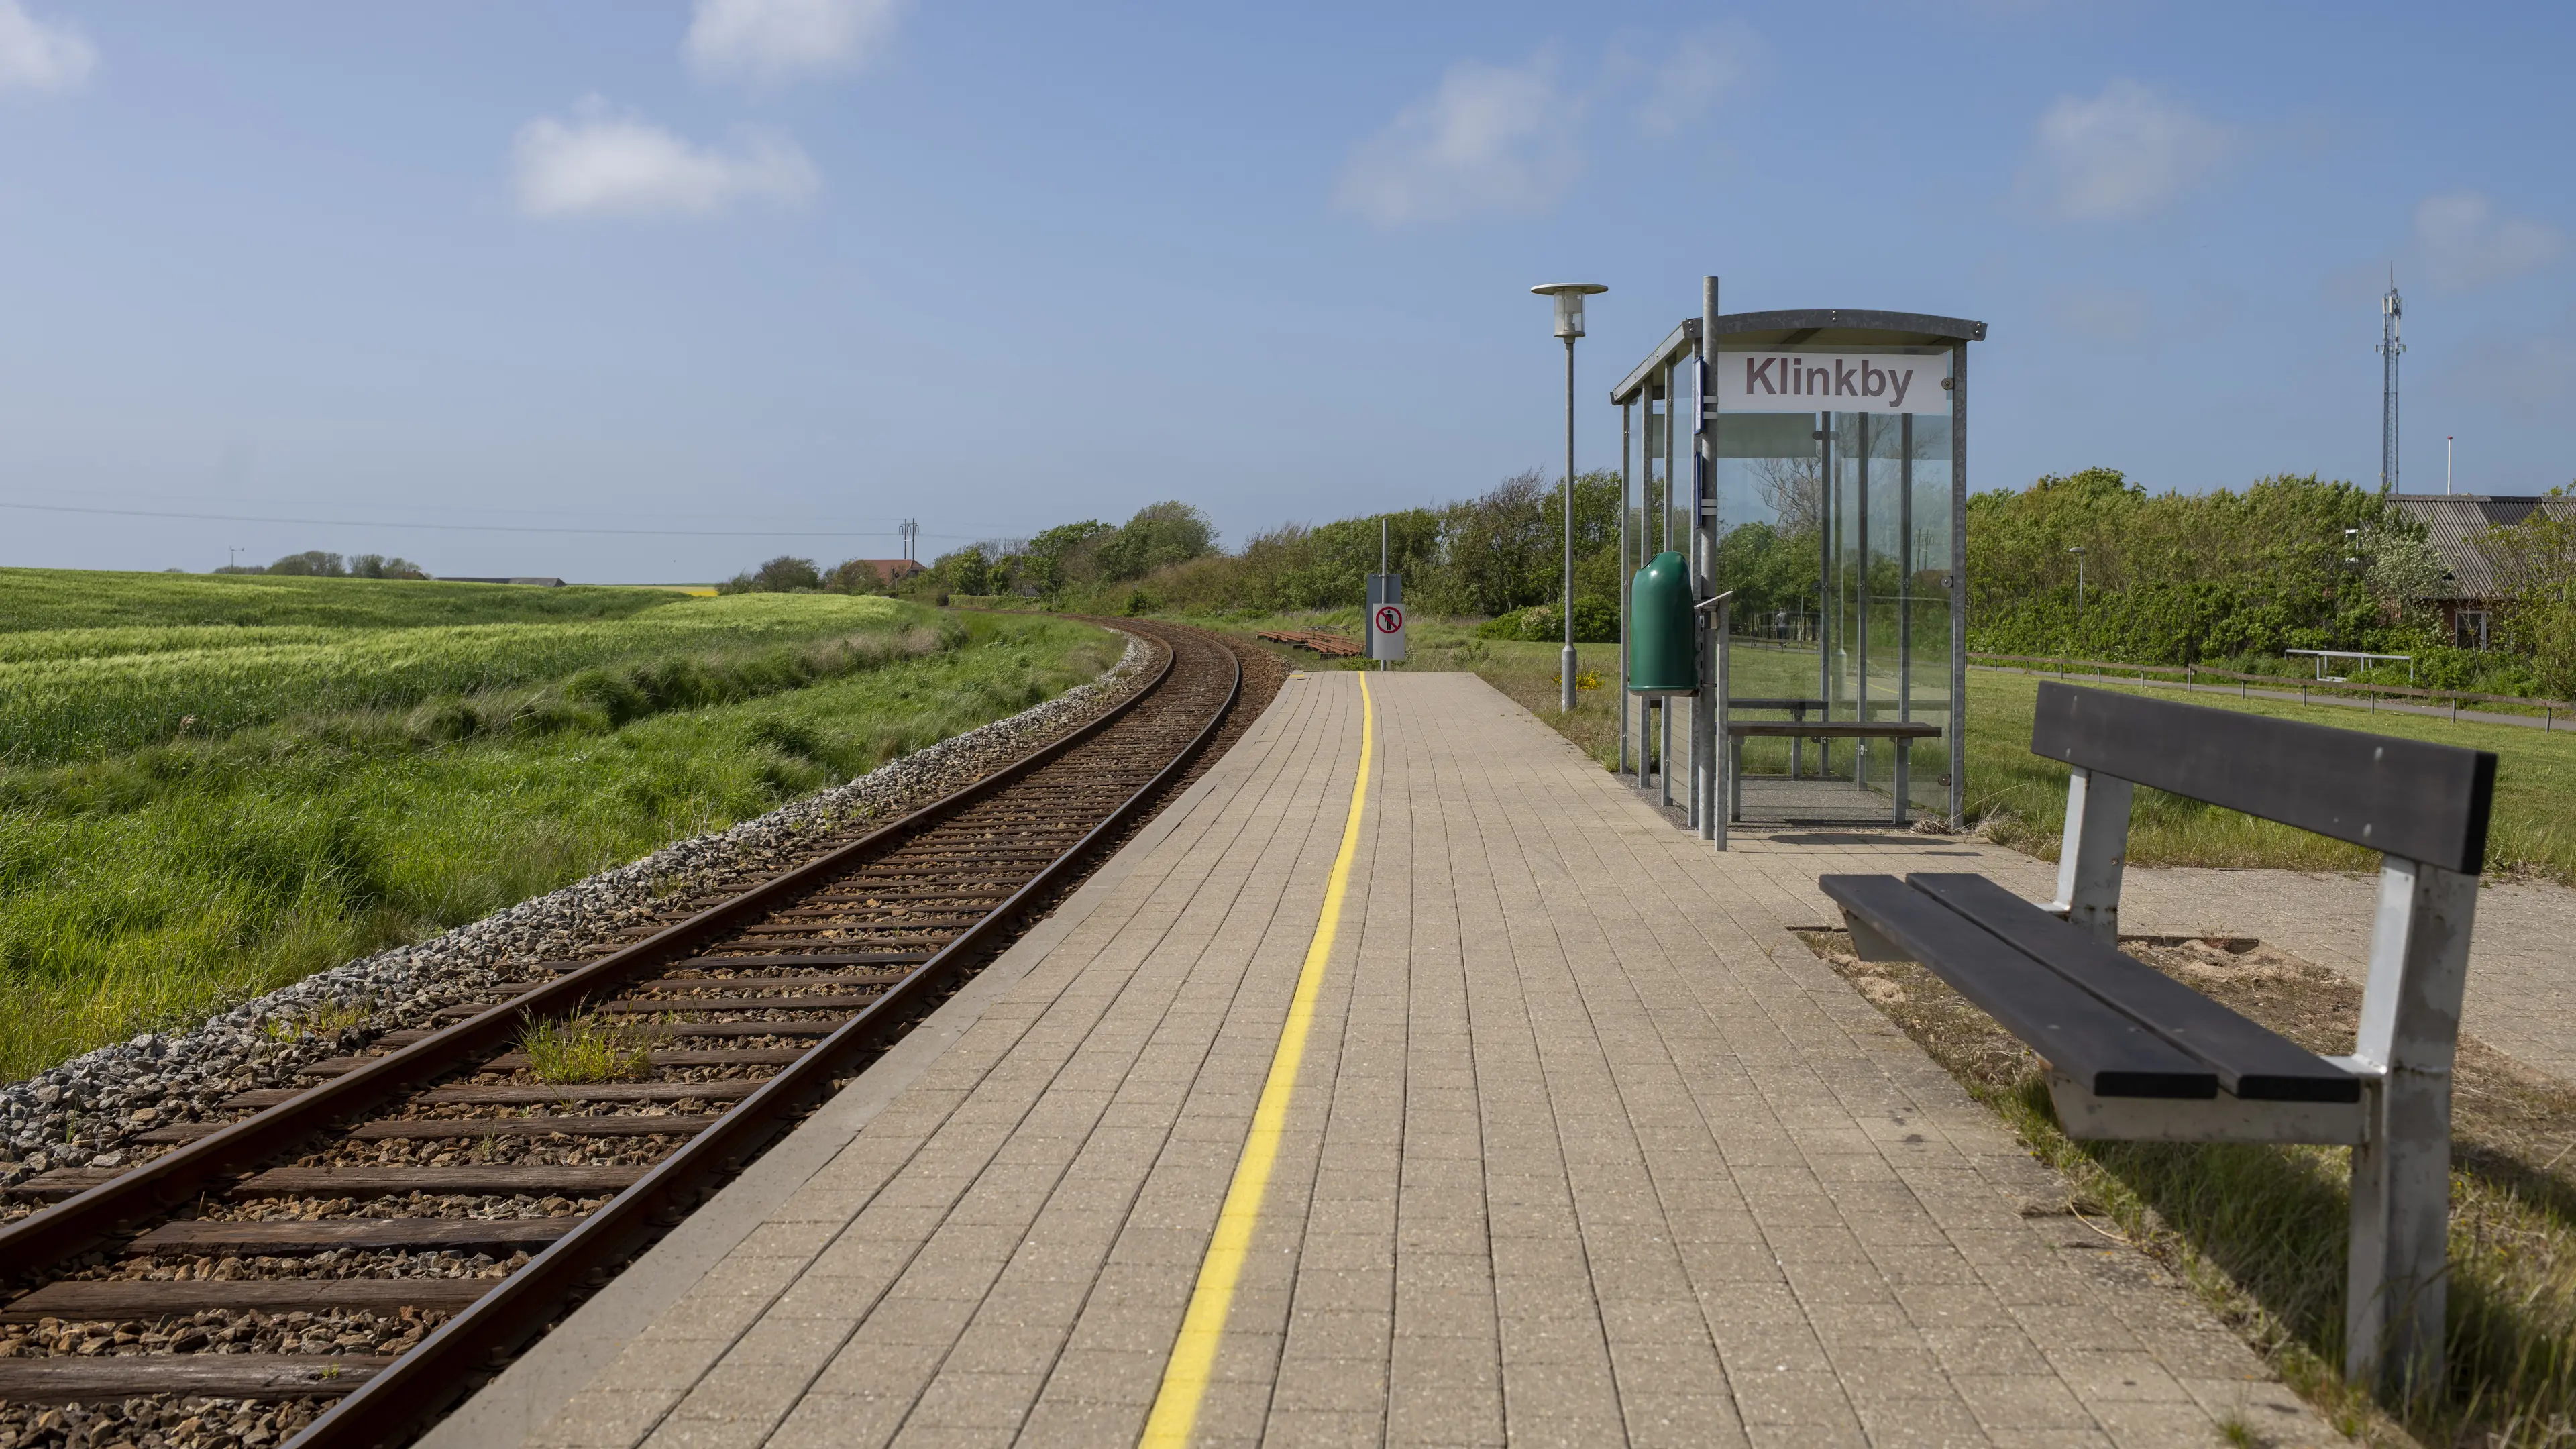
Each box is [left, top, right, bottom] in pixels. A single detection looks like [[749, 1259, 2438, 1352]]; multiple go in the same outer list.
[[1821, 681, 2495, 1400]]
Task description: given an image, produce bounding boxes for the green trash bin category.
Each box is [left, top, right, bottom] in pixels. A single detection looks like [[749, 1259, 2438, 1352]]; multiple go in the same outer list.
[[1627, 551, 1696, 695]]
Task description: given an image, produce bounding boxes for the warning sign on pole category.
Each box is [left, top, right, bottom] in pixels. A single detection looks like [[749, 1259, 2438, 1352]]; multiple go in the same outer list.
[[1366, 573, 1406, 663]]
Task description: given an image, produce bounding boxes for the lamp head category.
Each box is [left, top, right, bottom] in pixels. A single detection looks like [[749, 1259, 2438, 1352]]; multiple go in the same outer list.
[[1531, 282, 1607, 339]]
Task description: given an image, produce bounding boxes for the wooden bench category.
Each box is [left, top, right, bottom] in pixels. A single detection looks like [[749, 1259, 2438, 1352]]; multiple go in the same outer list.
[[1725, 700, 1944, 824], [1821, 681, 2496, 1399]]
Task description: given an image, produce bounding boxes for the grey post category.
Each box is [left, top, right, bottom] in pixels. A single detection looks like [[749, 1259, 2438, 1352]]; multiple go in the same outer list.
[[1661, 366, 1676, 811], [1896, 411, 1913, 823], [1620, 399, 1633, 777], [1693, 277, 1720, 841], [1949, 338, 1969, 828], [2046, 768, 2135, 943], [1699, 590, 1733, 849], [2344, 858, 2477, 1399]]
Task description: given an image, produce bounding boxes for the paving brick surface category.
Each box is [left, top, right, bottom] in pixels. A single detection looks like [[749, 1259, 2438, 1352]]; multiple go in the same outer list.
[[513, 672, 2354, 1448]]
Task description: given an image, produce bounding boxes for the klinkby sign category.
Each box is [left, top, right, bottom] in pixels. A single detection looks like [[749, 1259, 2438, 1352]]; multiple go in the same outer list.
[[1713, 350, 1951, 414]]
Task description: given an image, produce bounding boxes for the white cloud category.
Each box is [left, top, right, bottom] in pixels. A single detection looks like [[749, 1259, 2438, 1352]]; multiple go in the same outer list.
[[0, 0, 95, 96], [686, 0, 903, 85], [1335, 52, 1580, 227], [2414, 191, 2563, 292], [1631, 23, 1764, 136], [511, 101, 820, 220], [2031, 80, 2228, 221], [2054, 291, 2147, 343]]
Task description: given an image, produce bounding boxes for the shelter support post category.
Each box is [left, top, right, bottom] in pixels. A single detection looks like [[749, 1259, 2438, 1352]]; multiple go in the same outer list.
[[1619, 400, 1633, 780], [1694, 276, 1719, 843]]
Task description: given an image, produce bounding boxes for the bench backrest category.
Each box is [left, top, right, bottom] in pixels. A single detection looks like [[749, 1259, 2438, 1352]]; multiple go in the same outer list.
[[2030, 681, 2496, 875]]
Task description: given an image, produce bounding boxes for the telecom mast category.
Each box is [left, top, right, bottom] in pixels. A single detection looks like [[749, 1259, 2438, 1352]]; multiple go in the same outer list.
[[2378, 274, 2404, 492]]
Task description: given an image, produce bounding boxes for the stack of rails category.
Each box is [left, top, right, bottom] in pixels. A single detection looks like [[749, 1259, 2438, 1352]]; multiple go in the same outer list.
[[0, 621, 1246, 1448]]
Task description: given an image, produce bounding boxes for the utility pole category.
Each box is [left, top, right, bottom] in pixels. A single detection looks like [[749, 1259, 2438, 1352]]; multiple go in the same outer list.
[[2379, 273, 2404, 493], [2447, 436, 2454, 496]]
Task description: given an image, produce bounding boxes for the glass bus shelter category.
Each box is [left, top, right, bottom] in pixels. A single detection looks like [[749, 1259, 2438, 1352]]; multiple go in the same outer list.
[[1611, 307, 1984, 829]]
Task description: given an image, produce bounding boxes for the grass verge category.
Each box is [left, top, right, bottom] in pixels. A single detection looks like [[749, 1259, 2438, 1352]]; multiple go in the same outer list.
[[1805, 929, 2576, 1448]]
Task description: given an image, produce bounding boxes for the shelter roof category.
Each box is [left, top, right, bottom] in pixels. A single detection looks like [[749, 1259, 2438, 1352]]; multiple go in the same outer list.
[[1611, 310, 1987, 404]]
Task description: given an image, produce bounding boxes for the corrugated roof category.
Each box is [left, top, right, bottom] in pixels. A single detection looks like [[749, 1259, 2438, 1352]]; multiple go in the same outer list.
[[2390, 494, 2576, 599]]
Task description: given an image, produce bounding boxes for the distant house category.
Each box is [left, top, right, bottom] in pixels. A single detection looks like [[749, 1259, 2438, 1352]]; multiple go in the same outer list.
[[2387, 494, 2576, 649], [855, 559, 928, 583]]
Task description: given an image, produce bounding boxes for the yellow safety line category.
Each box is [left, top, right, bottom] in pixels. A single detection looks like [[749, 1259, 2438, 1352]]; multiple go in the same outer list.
[[1140, 674, 1374, 1448]]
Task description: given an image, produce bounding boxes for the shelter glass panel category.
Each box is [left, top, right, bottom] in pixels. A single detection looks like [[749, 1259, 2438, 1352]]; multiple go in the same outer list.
[[1712, 346, 1953, 820]]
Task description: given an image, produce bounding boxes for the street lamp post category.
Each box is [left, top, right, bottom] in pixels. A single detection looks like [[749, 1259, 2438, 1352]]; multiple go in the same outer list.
[[2068, 546, 2086, 635], [1534, 283, 1607, 714]]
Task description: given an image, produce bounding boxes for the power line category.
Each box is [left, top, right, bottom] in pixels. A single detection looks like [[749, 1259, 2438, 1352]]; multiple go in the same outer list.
[[0, 500, 985, 541]]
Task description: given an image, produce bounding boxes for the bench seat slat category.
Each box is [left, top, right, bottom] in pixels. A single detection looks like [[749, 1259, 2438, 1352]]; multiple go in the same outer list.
[[1907, 874, 2360, 1104], [1819, 875, 2216, 1099]]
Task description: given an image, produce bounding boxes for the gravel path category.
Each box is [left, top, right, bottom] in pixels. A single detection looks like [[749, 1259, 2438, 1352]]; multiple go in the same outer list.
[[0, 631, 1151, 1188]]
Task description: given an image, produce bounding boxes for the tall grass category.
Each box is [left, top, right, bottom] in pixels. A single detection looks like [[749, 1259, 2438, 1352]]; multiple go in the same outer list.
[[0, 594, 921, 764], [0, 611, 1118, 1077]]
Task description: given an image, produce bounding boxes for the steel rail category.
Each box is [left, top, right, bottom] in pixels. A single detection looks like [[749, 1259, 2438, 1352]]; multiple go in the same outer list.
[[290, 625, 1238, 1445], [0, 629, 1180, 1281]]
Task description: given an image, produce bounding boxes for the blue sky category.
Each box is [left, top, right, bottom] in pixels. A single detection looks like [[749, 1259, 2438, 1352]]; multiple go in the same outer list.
[[1, 1, 2569, 582]]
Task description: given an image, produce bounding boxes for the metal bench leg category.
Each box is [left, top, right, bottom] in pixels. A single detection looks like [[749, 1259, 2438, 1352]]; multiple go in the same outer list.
[[1730, 735, 1743, 823], [2045, 767, 2133, 945], [2344, 859, 2477, 1403], [1893, 737, 1910, 825]]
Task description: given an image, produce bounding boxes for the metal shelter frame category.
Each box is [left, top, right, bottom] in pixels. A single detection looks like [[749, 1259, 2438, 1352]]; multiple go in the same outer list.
[[1610, 293, 1985, 840]]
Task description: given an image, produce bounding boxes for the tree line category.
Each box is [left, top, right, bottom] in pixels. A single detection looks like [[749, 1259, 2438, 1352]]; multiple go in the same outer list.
[[709, 465, 2576, 697], [213, 551, 428, 579]]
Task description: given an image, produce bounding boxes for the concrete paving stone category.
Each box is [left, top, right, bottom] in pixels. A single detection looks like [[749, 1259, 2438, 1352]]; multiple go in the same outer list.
[[2044, 1349, 2194, 1405], [807, 1337, 947, 1398], [1007, 1396, 1151, 1449], [2008, 1304, 2148, 1354], [659, 1358, 818, 1426], [1845, 1395, 1996, 1449], [1496, 1312, 1614, 1368], [2089, 1398, 2251, 1448], [1256, 1408, 1386, 1448], [903, 1369, 1048, 1430], [529, 1388, 685, 1449], [1807, 1302, 1925, 1353], [635, 1417, 773, 1449], [1597, 1296, 1713, 1344], [1271, 1355, 1395, 1413], [1621, 1391, 1752, 1448]]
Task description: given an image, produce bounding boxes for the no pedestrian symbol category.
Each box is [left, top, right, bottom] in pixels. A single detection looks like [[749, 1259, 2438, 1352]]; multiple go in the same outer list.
[[1375, 605, 1403, 636]]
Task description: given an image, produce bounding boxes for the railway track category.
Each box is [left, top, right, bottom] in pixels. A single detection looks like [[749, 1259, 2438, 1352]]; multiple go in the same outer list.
[[0, 619, 1273, 1448]]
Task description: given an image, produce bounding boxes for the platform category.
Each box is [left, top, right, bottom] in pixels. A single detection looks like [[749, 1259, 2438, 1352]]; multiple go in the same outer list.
[[438, 671, 2344, 1449]]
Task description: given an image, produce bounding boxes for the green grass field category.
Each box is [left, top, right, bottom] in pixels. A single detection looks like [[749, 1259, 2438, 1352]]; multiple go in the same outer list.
[[1224, 607, 2576, 885], [0, 573, 1120, 1076]]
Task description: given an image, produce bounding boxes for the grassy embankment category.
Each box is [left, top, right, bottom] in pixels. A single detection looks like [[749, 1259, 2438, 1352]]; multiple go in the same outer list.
[[1223, 606, 2576, 884], [0, 570, 1119, 1077]]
